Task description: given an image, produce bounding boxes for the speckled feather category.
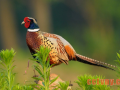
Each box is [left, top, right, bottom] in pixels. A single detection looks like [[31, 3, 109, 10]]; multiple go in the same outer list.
[[26, 31, 69, 65]]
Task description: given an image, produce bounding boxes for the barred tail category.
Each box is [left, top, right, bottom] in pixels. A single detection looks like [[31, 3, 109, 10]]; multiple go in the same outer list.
[[75, 54, 116, 71]]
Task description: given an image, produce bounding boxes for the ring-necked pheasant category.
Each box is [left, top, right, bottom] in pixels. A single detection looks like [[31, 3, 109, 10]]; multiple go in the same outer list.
[[21, 17, 116, 70]]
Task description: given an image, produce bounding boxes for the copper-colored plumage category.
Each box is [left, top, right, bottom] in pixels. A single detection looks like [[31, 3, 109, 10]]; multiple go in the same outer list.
[[64, 45, 76, 60], [26, 31, 42, 53]]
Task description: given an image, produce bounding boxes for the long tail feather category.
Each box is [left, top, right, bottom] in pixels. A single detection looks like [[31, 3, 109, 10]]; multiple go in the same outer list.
[[75, 54, 116, 71]]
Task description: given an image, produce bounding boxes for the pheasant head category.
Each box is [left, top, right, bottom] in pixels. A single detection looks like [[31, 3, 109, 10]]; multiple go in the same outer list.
[[21, 17, 39, 31]]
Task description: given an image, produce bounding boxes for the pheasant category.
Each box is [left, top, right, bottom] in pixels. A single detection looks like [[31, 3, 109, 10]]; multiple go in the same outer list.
[[21, 17, 116, 70]]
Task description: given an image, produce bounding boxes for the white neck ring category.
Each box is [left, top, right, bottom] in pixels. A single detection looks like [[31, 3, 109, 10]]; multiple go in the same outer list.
[[27, 28, 40, 32]]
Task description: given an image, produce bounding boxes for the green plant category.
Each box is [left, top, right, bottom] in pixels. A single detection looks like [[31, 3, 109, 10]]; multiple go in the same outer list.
[[0, 49, 34, 90], [31, 46, 58, 90], [12, 84, 33, 90], [115, 52, 120, 89], [1, 47, 116, 90], [75, 74, 111, 90], [54, 81, 70, 90], [115, 52, 120, 76], [0, 48, 16, 90]]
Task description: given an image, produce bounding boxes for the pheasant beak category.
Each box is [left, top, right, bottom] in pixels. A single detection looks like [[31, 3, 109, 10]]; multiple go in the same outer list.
[[21, 21, 25, 25]]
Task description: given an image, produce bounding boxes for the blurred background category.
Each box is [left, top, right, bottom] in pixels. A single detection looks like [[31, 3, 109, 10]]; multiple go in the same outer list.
[[0, 0, 120, 89]]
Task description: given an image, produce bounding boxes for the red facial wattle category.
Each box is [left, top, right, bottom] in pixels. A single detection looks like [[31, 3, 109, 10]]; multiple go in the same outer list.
[[24, 17, 31, 28]]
